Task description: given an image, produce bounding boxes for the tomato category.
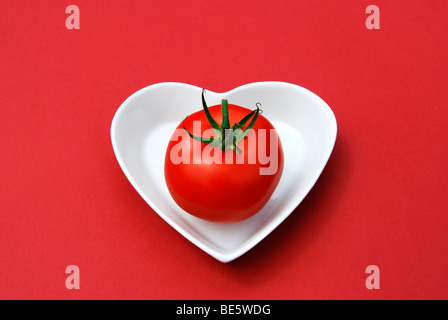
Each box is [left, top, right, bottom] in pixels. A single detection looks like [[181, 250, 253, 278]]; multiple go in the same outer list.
[[164, 89, 284, 223]]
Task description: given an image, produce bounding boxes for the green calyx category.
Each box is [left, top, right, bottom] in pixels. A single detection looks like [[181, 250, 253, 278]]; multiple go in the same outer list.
[[183, 88, 262, 154]]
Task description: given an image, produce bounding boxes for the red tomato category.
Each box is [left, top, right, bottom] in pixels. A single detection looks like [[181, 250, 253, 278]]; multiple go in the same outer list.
[[164, 91, 284, 223]]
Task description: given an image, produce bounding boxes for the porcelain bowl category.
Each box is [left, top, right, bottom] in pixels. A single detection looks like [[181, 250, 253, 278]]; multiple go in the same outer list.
[[111, 82, 337, 263]]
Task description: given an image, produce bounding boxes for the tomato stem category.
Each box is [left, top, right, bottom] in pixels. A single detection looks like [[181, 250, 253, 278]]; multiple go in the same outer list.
[[221, 99, 230, 129], [183, 89, 262, 153]]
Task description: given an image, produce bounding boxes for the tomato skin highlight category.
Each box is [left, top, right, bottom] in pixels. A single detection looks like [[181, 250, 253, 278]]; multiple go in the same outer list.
[[164, 104, 284, 223]]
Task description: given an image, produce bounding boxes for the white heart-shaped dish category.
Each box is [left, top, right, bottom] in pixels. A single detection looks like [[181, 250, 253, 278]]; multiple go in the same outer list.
[[111, 82, 337, 262]]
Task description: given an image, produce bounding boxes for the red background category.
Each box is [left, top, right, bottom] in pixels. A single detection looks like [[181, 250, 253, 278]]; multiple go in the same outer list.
[[1, 0, 447, 299]]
